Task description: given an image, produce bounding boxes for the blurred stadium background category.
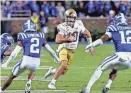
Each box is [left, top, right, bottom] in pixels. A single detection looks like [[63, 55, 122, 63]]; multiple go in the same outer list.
[[1, 0, 131, 93]]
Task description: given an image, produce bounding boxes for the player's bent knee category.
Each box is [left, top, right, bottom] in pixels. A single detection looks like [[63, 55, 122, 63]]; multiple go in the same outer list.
[[62, 67, 68, 75], [109, 69, 117, 77], [60, 60, 67, 69]]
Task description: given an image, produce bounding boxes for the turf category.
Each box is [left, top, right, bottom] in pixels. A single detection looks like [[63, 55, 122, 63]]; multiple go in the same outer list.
[[1, 44, 131, 93]]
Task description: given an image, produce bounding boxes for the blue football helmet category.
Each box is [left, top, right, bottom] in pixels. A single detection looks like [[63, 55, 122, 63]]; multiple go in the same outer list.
[[22, 19, 37, 32], [113, 13, 128, 26], [1, 33, 14, 45]]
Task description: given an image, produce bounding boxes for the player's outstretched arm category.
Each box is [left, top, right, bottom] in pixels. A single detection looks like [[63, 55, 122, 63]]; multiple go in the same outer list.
[[43, 42, 60, 63], [85, 34, 110, 50], [82, 29, 95, 55], [2, 41, 22, 67]]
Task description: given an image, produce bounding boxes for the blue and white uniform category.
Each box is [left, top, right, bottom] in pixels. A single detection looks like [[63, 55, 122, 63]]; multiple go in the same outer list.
[[12, 32, 46, 76], [3, 19, 59, 76], [100, 24, 131, 71], [1, 43, 11, 62], [0, 33, 14, 63]]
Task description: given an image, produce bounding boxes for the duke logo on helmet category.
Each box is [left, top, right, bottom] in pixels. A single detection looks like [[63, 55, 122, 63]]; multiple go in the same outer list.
[[113, 13, 128, 26], [1, 33, 14, 45], [22, 19, 37, 32]]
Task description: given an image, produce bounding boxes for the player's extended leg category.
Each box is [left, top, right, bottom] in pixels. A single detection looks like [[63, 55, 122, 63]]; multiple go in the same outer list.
[[48, 60, 68, 89], [102, 69, 117, 93], [1, 75, 17, 91], [48, 48, 68, 89], [44, 45, 64, 79], [24, 56, 40, 93], [80, 54, 119, 93], [1, 61, 24, 92], [25, 72, 35, 93], [44, 67, 56, 79], [102, 57, 131, 93]]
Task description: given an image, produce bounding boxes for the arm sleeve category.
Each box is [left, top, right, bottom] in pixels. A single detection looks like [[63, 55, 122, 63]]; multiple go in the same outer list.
[[4, 45, 22, 65], [105, 25, 113, 38], [44, 44, 60, 62], [85, 39, 103, 50]]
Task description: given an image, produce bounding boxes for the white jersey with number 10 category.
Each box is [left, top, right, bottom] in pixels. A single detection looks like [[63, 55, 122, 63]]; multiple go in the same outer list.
[[57, 20, 86, 50]]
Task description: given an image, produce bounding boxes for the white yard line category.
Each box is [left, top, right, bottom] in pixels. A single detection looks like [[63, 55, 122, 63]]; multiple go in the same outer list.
[[0, 66, 52, 70], [0, 76, 52, 81], [2, 90, 131, 93], [3, 90, 67, 93]]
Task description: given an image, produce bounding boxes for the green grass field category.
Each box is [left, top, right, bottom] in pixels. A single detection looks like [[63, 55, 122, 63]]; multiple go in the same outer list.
[[1, 44, 131, 93]]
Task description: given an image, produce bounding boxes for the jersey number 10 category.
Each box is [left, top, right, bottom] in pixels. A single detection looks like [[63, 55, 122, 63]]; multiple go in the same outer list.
[[119, 30, 131, 44]]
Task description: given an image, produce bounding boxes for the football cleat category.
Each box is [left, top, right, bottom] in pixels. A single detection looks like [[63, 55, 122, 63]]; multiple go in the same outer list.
[[44, 67, 54, 79], [48, 82, 56, 89], [25, 81, 31, 93], [102, 87, 110, 93], [79, 89, 89, 93]]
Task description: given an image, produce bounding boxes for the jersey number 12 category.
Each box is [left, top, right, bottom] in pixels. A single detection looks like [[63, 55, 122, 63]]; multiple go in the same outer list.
[[119, 30, 131, 44]]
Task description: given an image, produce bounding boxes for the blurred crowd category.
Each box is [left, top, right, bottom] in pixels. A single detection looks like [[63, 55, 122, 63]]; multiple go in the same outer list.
[[1, 0, 131, 18]]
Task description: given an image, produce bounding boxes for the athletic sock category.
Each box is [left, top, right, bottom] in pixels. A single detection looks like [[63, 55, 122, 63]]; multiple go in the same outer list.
[[105, 79, 112, 88], [51, 78, 56, 85], [28, 79, 32, 84], [85, 68, 103, 91]]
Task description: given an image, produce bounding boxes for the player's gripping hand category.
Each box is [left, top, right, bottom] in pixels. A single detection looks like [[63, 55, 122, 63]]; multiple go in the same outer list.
[[1, 63, 8, 69], [85, 48, 95, 56], [85, 44, 92, 50], [89, 48, 95, 56], [66, 36, 75, 42], [85, 44, 95, 56]]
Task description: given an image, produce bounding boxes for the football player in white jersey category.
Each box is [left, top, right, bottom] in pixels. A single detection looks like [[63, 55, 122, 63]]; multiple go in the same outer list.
[[45, 9, 95, 89]]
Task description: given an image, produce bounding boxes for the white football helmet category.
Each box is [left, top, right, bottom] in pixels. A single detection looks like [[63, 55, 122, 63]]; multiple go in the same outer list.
[[64, 9, 77, 27]]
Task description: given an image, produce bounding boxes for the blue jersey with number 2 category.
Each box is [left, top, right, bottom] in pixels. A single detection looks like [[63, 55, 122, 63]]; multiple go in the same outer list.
[[106, 25, 131, 52], [17, 32, 45, 58]]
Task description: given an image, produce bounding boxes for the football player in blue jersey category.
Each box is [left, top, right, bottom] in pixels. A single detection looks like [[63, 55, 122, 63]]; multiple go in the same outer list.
[[80, 13, 131, 93], [0, 33, 14, 63], [1, 19, 60, 93]]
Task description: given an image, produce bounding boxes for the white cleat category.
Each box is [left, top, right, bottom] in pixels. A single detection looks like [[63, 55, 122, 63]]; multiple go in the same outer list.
[[102, 87, 110, 93], [25, 81, 31, 93], [48, 83, 56, 89], [44, 67, 54, 79], [0, 89, 3, 93]]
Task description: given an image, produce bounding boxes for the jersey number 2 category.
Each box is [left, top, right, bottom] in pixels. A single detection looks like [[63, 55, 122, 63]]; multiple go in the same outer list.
[[119, 30, 131, 44], [30, 38, 39, 53]]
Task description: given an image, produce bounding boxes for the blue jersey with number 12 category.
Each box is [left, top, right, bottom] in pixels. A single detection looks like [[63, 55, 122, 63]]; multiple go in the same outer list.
[[106, 25, 131, 52], [17, 32, 45, 58]]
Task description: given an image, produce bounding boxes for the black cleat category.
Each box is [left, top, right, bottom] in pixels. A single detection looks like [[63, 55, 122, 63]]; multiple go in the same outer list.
[[79, 89, 89, 93], [102, 87, 110, 93]]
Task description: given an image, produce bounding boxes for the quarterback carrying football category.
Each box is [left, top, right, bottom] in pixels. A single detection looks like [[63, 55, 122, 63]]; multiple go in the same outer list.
[[44, 9, 95, 89]]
